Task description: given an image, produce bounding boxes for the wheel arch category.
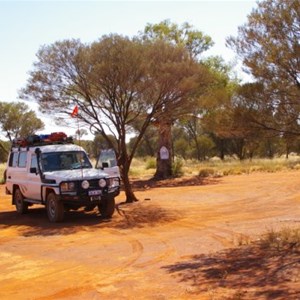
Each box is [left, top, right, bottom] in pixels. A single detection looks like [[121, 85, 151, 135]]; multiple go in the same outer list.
[[43, 187, 58, 204], [45, 187, 56, 198]]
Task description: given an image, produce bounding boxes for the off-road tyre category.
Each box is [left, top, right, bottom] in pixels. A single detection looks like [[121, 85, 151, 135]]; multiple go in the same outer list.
[[46, 192, 64, 222], [14, 188, 28, 214], [98, 197, 115, 219]]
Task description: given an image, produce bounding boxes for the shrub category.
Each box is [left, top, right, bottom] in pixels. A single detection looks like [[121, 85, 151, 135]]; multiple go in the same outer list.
[[198, 168, 215, 177], [260, 227, 300, 252], [145, 157, 156, 170], [172, 158, 184, 177]]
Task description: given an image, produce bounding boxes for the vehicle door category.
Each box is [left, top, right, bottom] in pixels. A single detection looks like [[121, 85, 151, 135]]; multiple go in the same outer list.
[[6, 150, 22, 193], [26, 153, 42, 200]]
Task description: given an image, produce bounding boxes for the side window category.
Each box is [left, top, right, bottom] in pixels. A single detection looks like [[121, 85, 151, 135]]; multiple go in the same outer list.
[[9, 152, 19, 167], [97, 149, 117, 168], [18, 152, 27, 168]]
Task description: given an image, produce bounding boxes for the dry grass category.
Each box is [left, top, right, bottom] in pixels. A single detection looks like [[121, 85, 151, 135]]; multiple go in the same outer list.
[[0, 163, 6, 184], [128, 156, 300, 181], [259, 227, 300, 253], [186, 156, 300, 178], [129, 157, 157, 179]]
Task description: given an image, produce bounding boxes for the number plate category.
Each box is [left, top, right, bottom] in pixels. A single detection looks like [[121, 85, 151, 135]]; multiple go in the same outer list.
[[88, 190, 102, 196], [90, 196, 101, 201]]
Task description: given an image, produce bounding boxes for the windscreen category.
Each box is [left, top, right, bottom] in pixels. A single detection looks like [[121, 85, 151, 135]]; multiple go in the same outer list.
[[41, 151, 92, 172]]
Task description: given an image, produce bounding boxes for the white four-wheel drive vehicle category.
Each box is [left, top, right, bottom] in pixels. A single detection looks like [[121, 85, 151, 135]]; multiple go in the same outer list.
[[5, 133, 120, 222]]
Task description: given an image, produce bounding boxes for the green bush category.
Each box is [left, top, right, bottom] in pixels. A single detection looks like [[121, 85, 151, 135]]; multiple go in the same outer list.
[[172, 158, 184, 177], [198, 168, 215, 177], [145, 157, 156, 169]]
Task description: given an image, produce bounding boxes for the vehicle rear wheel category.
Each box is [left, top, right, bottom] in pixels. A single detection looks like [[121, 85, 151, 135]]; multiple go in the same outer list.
[[14, 188, 28, 214], [46, 192, 64, 222], [98, 197, 115, 218]]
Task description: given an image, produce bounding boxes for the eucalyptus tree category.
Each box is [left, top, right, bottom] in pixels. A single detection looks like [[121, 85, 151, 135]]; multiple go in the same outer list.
[[140, 20, 214, 178], [182, 56, 237, 160], [21, 35, 205, 202], [0, 101, 44, 143], [231, 82, 300, 159], [227, 0, 300, 135]]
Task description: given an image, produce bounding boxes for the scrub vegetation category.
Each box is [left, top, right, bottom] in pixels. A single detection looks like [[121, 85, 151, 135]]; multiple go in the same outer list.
[[128, 155, 300, 180]]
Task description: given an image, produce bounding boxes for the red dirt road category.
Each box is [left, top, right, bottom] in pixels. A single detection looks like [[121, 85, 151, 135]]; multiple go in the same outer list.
[[0, 171, 299, 299]]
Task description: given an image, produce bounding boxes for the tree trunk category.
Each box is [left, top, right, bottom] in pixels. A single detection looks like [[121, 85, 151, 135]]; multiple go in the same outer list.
[[120, 164, 138, 203], [154, 121, 173, 180], [194, 136, 201, 161], [117, 142, 138, 203], [235, 138, 245, 160], [286, 145, 289, 159], [219, 139, 225, 160]]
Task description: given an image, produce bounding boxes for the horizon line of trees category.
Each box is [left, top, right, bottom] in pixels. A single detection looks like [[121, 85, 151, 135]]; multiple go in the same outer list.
[[2, 121, 300, 164]]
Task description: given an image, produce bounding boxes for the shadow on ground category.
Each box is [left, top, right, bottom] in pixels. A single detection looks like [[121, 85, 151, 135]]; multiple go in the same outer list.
[[114, 202, 181, 229], [162, 240, 300, 299], [0, 175, 213, 237], [131, 175, 220, 191], [0, 202, 181, 237]]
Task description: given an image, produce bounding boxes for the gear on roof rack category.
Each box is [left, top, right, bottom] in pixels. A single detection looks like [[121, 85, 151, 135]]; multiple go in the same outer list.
[[12, 132, 73, 147]]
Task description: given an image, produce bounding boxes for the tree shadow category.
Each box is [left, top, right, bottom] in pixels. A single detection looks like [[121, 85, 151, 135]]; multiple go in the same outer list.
[[113, 202, 182, 229], [131, 175, 221, 191], [162, 242, 300, 299]]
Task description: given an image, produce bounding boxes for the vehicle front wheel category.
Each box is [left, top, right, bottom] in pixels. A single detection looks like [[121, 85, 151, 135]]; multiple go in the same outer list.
[[46, 192, 64, 222], [98, 197, 115, 219], [14, 188, 28, 214]]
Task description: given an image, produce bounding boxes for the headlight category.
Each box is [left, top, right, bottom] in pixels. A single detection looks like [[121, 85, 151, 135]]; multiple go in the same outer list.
[[81, 180, 90, 189], [99, 178, 107, 188], [109, 177, 120, 187], [60, 182, 76, 192]]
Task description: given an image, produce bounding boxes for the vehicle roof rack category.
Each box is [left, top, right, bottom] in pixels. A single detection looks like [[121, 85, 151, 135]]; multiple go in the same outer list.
[[12, 132, 74, 148]]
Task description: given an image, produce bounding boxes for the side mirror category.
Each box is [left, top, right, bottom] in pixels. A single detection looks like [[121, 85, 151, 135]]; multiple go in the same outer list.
[[30, 167, 38, 174], [102, 162, 109, 168]]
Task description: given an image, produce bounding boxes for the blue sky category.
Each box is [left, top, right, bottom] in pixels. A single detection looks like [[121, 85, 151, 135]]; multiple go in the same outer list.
[[0, 0, 257, 136]]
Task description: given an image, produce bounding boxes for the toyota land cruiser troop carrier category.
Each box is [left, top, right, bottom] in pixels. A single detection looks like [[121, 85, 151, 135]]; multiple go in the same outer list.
[[5, 132, 120, 222]]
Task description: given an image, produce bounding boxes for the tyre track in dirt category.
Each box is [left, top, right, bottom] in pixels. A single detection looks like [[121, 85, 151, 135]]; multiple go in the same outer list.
[[0, 221, 178, 299], [168, 218, 246, 249]]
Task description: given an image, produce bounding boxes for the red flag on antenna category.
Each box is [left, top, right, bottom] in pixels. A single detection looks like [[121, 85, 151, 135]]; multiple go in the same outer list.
[[71, 105, 78, 118]]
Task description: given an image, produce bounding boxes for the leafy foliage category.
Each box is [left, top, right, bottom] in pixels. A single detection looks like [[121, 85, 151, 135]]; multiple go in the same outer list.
[[140, 20, 216, 179], [0, 101, 44, 142], [140, 19, 214, 59], [0, 140, 10, 163], [20, 35, 205, 201], [227, 0, 300, 134]]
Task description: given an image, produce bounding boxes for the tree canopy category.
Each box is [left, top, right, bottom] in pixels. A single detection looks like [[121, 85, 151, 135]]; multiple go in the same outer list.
[[0, 101, 44, 142], [227, 0, 300, 134], [20, 35, 208, 202], [141, 19, 214, 59], [140, 20, 216, 178]]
